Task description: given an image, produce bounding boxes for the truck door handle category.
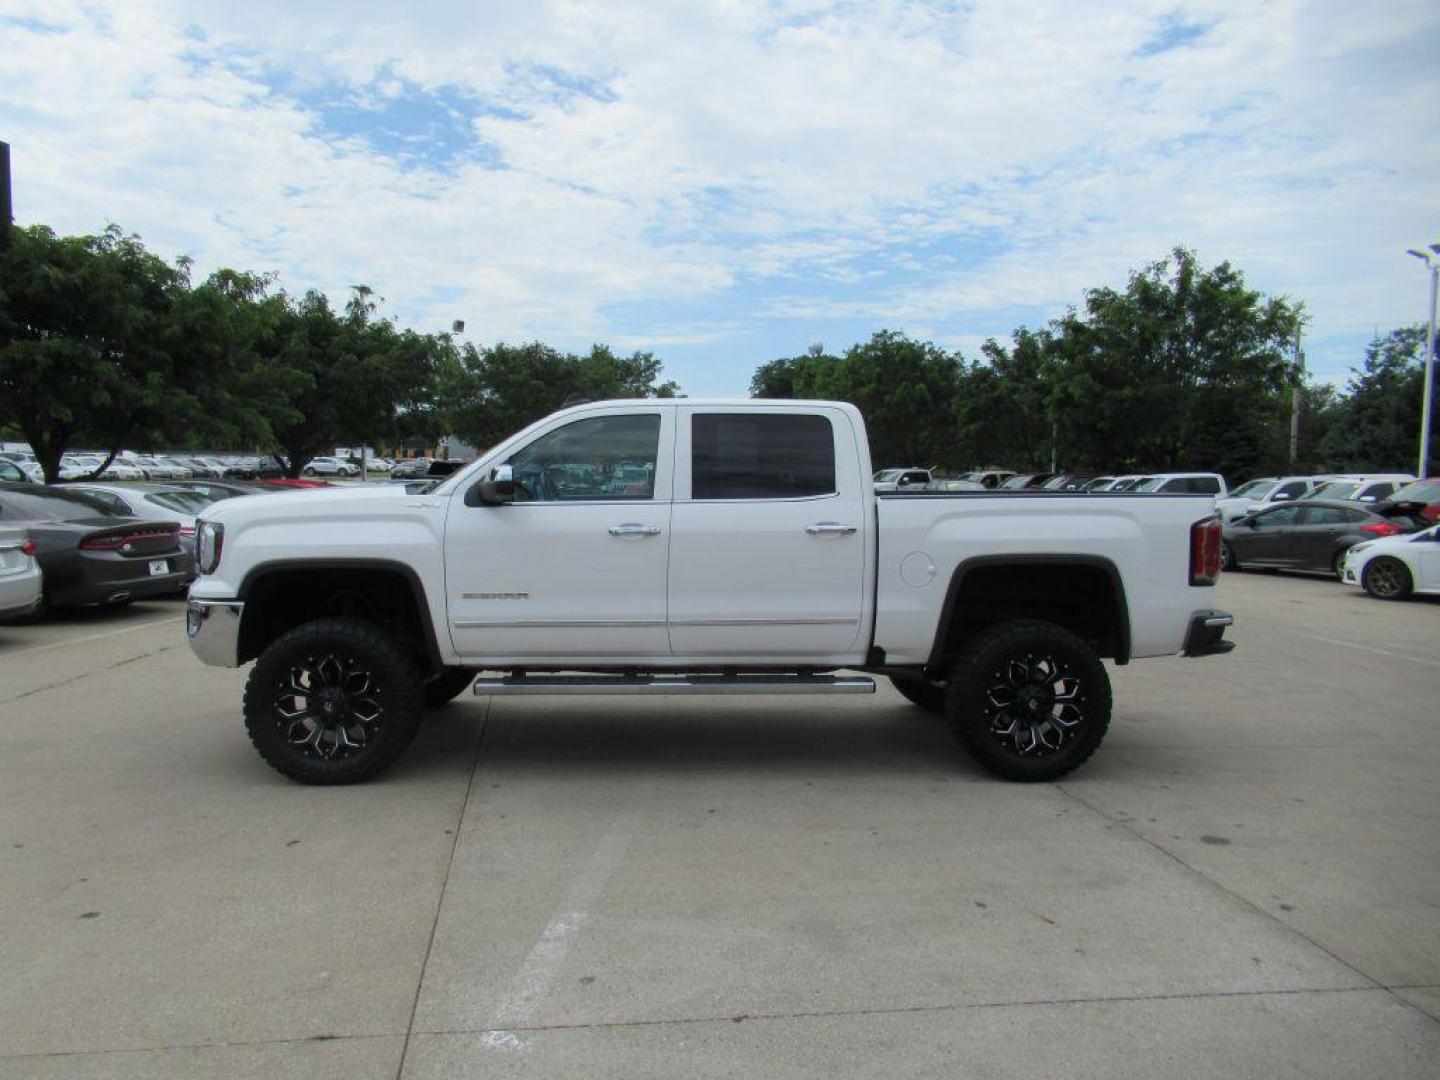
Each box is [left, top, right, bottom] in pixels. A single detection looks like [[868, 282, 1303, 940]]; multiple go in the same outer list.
[[609, 523, 663, 537], [806, 522, 858, 536]]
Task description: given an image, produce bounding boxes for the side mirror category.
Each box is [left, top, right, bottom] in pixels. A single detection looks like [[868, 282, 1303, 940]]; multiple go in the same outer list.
[[471, 464, 516, 506], [896, 477, 910, 487], [1244, 516, 1259, 528]]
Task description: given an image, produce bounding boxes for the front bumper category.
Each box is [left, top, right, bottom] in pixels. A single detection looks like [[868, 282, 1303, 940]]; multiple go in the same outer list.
[[187, 599, 244, 666], [1182, 610, 1235, 657]]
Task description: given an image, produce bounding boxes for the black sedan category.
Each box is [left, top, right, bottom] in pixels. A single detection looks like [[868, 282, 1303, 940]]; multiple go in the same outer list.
[[1221, 498, 1417, 579], [0, 482, 192, 610]]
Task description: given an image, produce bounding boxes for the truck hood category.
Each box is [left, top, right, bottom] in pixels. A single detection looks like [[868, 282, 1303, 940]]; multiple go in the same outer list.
[[200, 483, 417, 528]]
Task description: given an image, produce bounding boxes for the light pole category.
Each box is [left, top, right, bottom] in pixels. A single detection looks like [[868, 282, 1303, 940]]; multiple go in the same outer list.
[[1407, 244, 1440, 478]]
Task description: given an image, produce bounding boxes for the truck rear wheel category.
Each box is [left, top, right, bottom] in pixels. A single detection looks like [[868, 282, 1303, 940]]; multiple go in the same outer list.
[[243, 617, 425, 784], [946, 620, 1111, 782], [889, 675, 945, 713], [425, 666, 478, 707]]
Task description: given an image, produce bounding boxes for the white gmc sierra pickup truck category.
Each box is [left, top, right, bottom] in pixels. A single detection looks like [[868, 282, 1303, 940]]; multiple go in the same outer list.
[[187, 399, 1233, 785]]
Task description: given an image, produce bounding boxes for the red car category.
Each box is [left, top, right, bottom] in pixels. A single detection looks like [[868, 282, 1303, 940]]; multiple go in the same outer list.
[[1381, 478, 1440, 524]]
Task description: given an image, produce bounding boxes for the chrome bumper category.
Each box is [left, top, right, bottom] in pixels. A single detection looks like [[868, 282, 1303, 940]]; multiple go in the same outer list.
[[186, 599, 244, 667]]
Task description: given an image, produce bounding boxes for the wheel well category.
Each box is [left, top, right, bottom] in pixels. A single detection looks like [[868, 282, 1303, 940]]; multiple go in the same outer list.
[[929, 560, 1128, 671], [238, 565, 439, 675]]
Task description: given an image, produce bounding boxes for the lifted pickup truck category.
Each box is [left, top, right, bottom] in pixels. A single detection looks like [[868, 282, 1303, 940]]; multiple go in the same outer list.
[[187, 399, 1232, 785]]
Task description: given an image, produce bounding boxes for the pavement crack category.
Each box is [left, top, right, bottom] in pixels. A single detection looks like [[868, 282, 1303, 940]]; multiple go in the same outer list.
[[1053, 783, 1440, 1028], [416, 984, 1390, 1040], [395, 698, 492, 1080], [1, 645, 178, 706]]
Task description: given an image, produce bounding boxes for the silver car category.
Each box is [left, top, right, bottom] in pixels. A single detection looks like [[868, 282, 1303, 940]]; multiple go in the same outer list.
[[0, 524, 44, 619]]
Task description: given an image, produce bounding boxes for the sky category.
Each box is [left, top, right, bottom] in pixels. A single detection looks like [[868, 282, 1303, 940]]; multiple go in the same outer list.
[[2, 0, 1437, 397]]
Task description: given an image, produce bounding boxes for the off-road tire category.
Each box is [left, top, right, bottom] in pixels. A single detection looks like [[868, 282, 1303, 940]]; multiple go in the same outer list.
[[243, 617, 425, 784], [889, 675, 945, 713], [425, 666, 478, 707], [945, 619, 1112, 782], [1362, 556, 1413, 601]]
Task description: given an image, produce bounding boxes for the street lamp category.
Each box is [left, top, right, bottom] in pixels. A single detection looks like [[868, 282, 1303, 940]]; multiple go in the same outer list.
[[1406, 244, 1440, 478]]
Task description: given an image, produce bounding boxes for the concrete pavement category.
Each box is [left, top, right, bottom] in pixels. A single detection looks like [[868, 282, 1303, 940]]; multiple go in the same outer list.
[[1, 576, 1436, 1078]]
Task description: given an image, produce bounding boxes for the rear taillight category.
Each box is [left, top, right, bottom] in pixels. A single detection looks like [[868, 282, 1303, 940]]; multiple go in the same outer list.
[[1359, 523, 1403, 537], [80, 534, 125, 551], [178, 525, 196, 537], [20, 539, 36, 556], [1190, 516, 1222, 585]]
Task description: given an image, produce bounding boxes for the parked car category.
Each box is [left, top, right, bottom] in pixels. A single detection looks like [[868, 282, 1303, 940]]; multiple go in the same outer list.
[[0, 451, 44, 483], [170, 479, 273, 502], [1215, 475, 1318, 521], [1307, 474, 1414, 505], [0, 458, 37, 484], [126, 454, 189, 480], [873, 468, 934, 492], [303, 455, 360, 478], [0, 524, 44, 620], [1220, 498, 1415, 578], [1042, 473, 1101, 491], [959, 470, 1015, 489], [1378, 478, 1440, 526], [999, 473, 1056, 489], [390, 458, 431, 478], [1088, 474, 1147, 492], [1131, 472, 1227, 496], [63, 483, 218, 568], [0, 482, 190, 609], [1340, 523, 1440, 600]]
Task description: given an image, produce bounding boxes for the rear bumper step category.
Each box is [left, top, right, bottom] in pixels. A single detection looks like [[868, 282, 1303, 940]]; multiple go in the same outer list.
[[473, 674, 877, 696], [1182, 610, 1235, 658]]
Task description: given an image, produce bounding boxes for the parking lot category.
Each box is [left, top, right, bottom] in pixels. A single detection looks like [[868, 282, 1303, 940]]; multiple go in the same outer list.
[[1, 574, 1437, 1079]]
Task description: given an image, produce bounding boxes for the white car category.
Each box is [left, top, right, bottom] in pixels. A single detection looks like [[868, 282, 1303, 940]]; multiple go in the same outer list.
[[1341, 524, 1440, 601], [1308, 474, 1414, 505], [302, 456, 359, 477], [1216, 476, 1318, 521], [1130, 472, 1228, 496], [0, 524, 44, 619]]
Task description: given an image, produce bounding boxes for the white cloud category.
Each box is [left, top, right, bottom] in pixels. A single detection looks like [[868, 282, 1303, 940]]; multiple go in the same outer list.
[[0, 0, 1436, 390]]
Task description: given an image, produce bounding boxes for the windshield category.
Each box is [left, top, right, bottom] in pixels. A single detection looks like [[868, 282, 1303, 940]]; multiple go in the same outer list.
[[1391, 479, 1440, 503], [874, 470, 903, 482], [146, 491, 213, 513], [1310, 481, 1360, 501], [1132, 477, 1164, 492], [1228, 479, 1277, 499], [0, 488, 126, 520]]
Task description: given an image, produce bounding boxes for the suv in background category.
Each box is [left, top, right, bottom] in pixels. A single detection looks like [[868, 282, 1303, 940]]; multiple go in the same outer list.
[[1132, 472, 1228, 496], [1215, 475, 1317, 521], [1308, 474, 1414, 504], [873, 468, 934, 492], [302, 456, 359, 478]]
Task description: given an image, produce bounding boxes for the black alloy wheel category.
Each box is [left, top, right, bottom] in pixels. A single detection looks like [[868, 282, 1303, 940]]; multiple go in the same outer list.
[[1362, 557, 1413, 601], [244, 617, 424, 783], [946, 620, 1111, 781]]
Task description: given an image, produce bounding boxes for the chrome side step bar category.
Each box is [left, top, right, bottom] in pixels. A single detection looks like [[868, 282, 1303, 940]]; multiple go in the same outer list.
[[473, 673, 876, 696]]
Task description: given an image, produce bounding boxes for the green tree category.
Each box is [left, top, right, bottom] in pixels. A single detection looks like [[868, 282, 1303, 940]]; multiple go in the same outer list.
[[1315, 327, 1429, 471], [965, 330, 1060, 471], [0, 224, 197, 481], [1045, 247, 1303, 479], [438, 341, 681, 453]]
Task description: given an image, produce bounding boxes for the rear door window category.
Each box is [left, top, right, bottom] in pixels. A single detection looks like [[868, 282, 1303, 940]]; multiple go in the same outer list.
[[692, 414, 835, 500]]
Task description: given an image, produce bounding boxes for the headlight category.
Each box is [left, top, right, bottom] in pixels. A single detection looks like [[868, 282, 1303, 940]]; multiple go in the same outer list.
[[196, 520, 224, 574], [1347, 541, 1372, 559]]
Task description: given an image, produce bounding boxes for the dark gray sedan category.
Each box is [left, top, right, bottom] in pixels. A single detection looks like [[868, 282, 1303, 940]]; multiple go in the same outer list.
[[1220, 498, 1418, 579]]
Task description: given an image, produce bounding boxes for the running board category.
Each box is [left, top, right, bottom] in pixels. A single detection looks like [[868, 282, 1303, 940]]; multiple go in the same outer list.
[[472, 673, 876, 696]]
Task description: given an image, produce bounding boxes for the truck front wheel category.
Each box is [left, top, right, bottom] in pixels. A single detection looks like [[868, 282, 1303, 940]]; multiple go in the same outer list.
[[243, 617, 426, 784], [946, 620, 1111, 782]]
